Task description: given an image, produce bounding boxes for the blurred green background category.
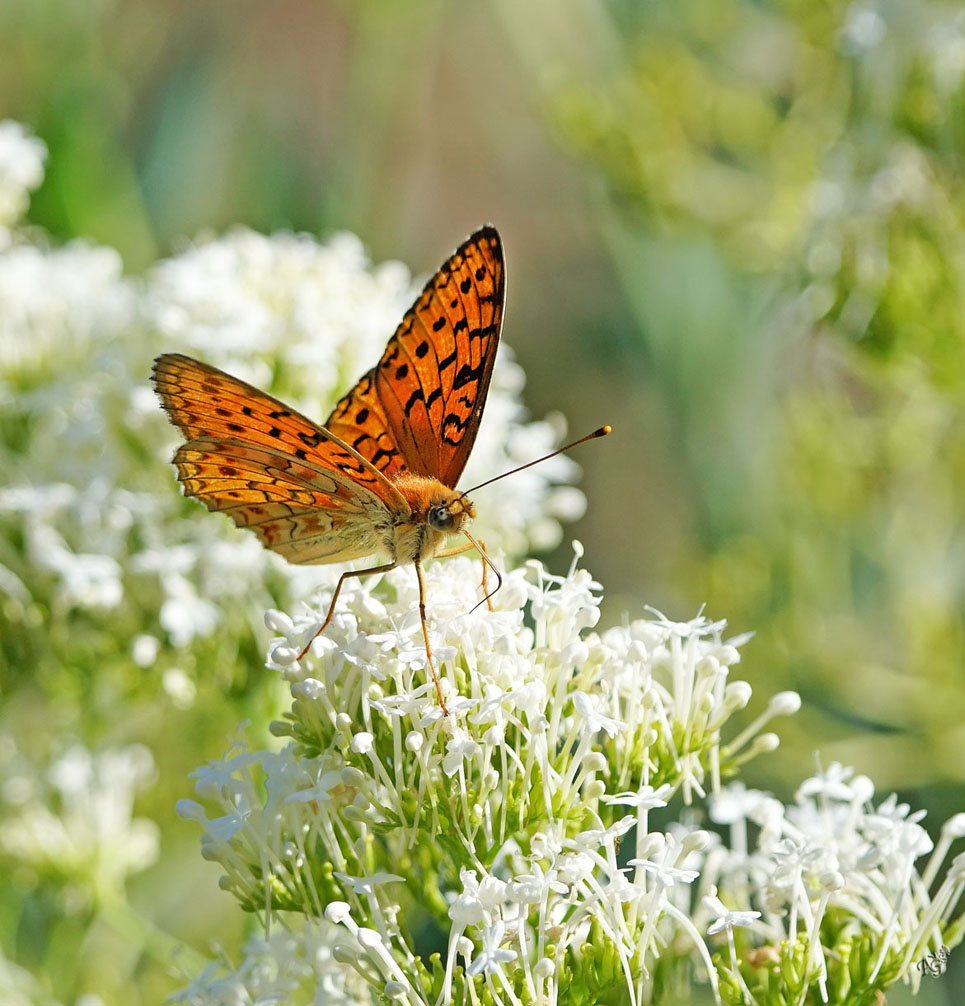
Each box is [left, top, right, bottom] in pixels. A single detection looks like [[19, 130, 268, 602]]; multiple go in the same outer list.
[[2, 0, 964, 1002]]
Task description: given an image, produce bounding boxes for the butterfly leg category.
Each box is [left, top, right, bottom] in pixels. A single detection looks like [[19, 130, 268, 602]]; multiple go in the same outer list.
[[477, 539, 493, 611], [297, 561, 397, 661], [435, 530, 501, 612], [415, 559, 448, 715], [435, 538, 496, 611]]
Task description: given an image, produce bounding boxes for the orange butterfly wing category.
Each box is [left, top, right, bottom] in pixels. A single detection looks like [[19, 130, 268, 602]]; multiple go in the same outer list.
[[152, 354, 404, 565], [323, 368, 405, 480], [326, 226, 505, 488]]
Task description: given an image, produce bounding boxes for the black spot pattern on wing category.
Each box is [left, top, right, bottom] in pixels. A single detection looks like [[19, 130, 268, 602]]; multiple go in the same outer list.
[[372, 226, 505, 487], [151, 354, 399, 516]]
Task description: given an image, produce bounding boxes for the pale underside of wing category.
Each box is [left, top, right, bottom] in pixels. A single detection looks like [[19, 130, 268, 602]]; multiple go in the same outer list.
[[152, 353, 404, 511], [152, 352, 409, 565], [173, 437, 387, 565]]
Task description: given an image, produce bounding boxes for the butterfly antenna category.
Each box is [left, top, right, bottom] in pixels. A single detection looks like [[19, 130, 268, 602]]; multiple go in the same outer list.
[[462, 425, 612, 497]]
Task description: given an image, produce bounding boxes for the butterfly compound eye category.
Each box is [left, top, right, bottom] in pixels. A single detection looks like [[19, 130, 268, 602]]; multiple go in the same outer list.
[[428, 505, 455, 532]]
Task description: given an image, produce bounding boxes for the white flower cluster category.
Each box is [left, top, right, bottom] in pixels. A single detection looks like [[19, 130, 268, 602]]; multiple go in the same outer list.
[[698, 769, 965, 1000], [0, 122, 583, 671], [0, 738, 159, 904], [0, 120, 46, 235], [178, 551, 814, 1006], [802, 3, 965, 337], [171, 926, 369, 1006]]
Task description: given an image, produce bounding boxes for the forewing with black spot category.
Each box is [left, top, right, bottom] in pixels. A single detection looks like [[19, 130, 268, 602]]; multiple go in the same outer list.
[[361, 226, 505, 488]]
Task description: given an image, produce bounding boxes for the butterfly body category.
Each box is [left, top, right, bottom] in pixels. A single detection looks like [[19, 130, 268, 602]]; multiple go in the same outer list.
[[153, 226, 505, 710], [387, 473, 476, 565]]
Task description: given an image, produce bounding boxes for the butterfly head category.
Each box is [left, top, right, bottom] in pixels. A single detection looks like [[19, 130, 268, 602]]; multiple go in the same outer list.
[[393, 472, 475, 538], [427, 492, 475, 533]]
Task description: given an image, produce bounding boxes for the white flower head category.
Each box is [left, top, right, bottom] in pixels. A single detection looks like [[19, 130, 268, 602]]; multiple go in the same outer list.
[[0, 120, 46, 229]]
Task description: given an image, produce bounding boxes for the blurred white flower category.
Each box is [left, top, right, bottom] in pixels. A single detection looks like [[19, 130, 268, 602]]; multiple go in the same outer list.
[[170, 924, 368, 1006], [0, 120, 46, 232], [0, 948, 46, 1006], [0, 741, 159, 902], [0, 242, 132, 374], [702, 892, 761, 935], [162, 667, 197, 709]]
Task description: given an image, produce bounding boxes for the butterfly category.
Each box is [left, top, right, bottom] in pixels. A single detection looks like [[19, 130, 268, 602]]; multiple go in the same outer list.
[[153, 227, 507, 712]]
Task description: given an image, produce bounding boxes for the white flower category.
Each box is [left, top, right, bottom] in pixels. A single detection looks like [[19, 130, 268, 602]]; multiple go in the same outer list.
[[442, 728, 480, 777], [703, 893, 762, 935], [507, 862, 568, 904], [796, 761, 857, 801], [0, 242, 131, 372], [466, 918, 517, 977], [604, 783, 672, 810], [631, 856, 699, 889], [333, 871, 405, 895], [0, 120, 46, 230], [170, 924, 368, 1006], [571, 691, 626, 738], [159, 574, 220, 647], [183, 553, 791, 1005], [0, 742, 159, 900]]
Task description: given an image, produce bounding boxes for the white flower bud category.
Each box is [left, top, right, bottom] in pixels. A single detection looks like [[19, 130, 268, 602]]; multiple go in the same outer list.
[[583, 752, 608, 772], [820, 871, 845, 891], [717, 645, 741, 666], [264, 608, 295, 635], [768, 691, 802, 716], [350, 732, 374, 754], [341, 767, 365, 787], [176, 799, 206, 821], [269, 643, 299, 666], [723, 681, 753, 710], [681, 830, 713, 854], [325, 901, 353, 925], [696, 655, 721, 679], [942, 814, 965, 838], [534, 957, 554, 978], [851, 775, 875, 802], [291, 678, 325, 701], [357, 928, 384, 949]]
